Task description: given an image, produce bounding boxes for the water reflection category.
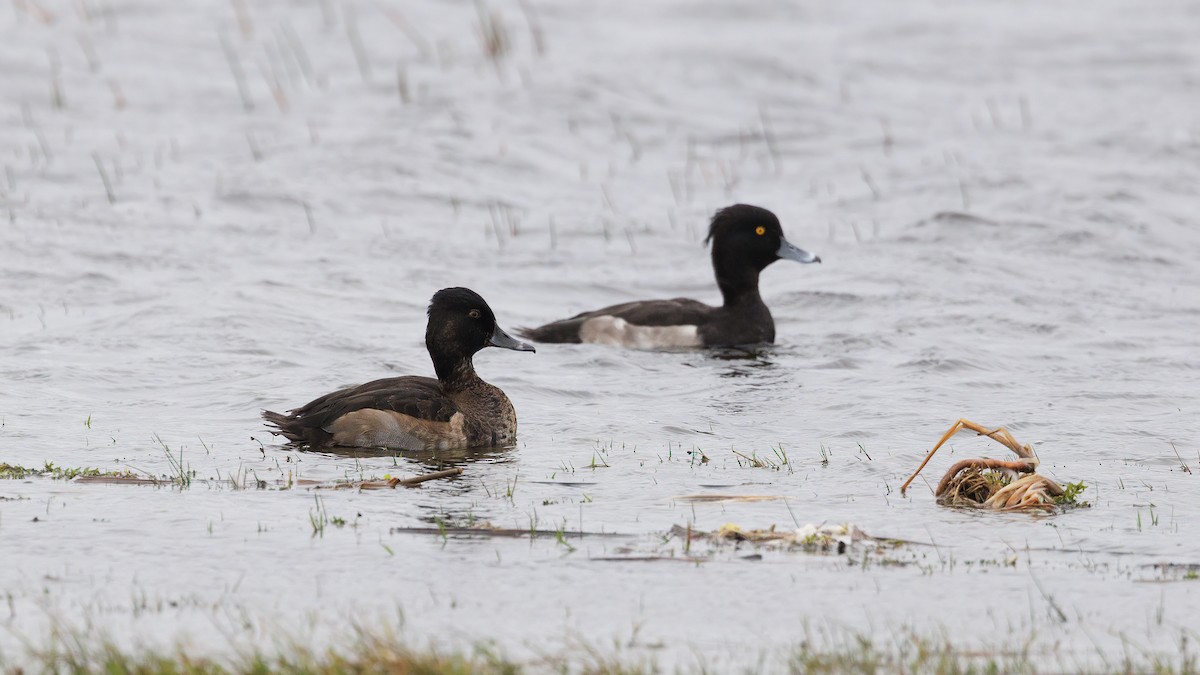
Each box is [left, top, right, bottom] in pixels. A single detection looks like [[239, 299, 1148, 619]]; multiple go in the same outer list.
[[686, 345, 799, 417], [704, 345, 779, 379], [300, 443, 517, 470]]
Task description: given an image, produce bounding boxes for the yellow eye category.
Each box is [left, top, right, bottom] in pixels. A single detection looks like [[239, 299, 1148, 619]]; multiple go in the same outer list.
[[755, 226, 766, 236]]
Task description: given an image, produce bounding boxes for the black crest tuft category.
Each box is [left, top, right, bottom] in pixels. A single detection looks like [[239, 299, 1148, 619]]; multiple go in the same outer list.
[[705, 204, 782, 245]]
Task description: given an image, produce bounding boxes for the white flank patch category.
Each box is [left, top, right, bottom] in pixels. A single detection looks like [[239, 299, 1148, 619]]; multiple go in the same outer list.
[[579, 316, 702, 349]]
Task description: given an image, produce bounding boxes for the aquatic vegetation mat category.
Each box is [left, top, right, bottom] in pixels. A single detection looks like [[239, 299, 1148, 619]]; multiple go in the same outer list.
[[673, 522, 917, 555], [900, 418, 1087, 510], [583, 522, 922, 564], [2, 461, 465, 492], [0, 462, 140, 481]]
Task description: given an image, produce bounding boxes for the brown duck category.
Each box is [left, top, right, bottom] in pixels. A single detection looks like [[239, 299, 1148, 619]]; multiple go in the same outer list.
[[262, 287, 535, 450]]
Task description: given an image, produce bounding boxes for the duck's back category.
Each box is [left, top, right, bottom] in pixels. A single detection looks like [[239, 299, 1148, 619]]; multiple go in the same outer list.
[[520, 297, 715, 348], [263, 376, 470, 450]]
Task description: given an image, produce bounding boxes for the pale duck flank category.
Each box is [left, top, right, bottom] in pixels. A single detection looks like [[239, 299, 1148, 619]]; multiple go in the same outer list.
[[578, 316, 702, 349]]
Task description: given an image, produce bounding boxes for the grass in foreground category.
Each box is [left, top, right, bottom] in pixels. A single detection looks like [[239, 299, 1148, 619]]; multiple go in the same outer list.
[[17, 631, 522, 675], [6, 624, 1200, 675]]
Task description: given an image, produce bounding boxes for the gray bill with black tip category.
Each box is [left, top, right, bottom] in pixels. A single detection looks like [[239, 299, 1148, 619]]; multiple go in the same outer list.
[[490, 325, 537, 352], [777, 238, 821, 264]]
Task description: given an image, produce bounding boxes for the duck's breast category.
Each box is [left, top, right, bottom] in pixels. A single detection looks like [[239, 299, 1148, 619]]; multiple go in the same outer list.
[[454, 382, 519, 446]]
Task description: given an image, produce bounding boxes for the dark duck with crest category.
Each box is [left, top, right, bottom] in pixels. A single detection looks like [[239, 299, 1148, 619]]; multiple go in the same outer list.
[[520, 204, 820, 348], [262, 287, 535, 450]]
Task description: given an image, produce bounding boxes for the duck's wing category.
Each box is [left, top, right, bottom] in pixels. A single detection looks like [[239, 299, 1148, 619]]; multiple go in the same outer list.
[[262, 376, 465, 449], [519, 297, 713, 348], [289, 376, 456, 423]]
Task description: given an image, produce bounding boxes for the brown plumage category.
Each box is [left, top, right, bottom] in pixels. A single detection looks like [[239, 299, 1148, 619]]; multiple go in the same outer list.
[[262, 287, 534, 450]]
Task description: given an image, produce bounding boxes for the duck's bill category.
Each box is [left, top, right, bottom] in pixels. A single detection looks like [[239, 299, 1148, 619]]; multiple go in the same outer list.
[[777, 238, 821, 264], [489, 325, 537, 352]]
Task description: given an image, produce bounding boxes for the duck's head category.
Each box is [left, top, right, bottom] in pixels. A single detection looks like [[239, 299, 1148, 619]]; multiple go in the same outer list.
[[426, 287, 536, 360], [706, 204, 820, 271]]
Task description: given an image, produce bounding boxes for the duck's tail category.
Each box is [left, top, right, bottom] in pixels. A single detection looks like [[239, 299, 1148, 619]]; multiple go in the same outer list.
[[516, 321, 583, 344], [261, 409, 307, 444]]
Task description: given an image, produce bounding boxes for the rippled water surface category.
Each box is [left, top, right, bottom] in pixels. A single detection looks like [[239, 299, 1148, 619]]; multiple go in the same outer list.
[[2, 0, 1200, 669]]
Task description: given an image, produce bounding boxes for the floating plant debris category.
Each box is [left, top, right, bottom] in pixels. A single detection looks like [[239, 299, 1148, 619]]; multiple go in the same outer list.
[[900, 418, 1087, 510]]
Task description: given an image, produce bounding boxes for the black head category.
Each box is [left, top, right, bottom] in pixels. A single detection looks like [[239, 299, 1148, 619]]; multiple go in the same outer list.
[[705, 204, 820, 269], [704, 205, 820, 304], [426, 288, 534, 380]]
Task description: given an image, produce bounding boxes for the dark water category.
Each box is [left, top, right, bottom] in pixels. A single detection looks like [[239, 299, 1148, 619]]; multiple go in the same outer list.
[[2, 0, 1199, 669]]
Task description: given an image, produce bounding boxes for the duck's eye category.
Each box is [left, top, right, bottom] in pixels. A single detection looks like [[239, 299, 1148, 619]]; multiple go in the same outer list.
[[468, 309, 482, 319], [755, 226, 766, 236]]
